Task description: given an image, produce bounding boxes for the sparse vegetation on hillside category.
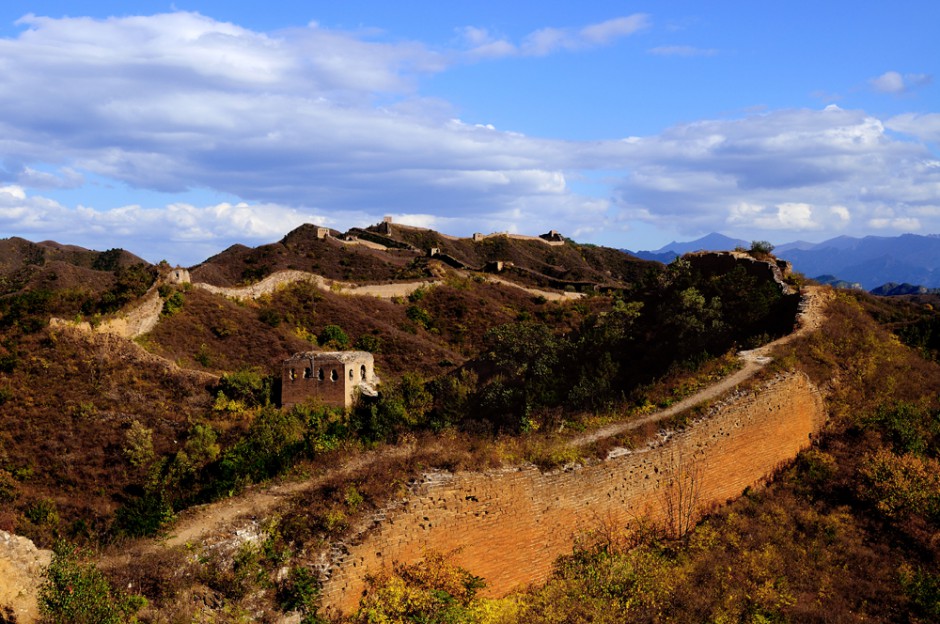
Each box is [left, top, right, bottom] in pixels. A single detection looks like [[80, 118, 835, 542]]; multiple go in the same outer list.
[[13, 227, 926, 623], [341, 292, 940, 623]]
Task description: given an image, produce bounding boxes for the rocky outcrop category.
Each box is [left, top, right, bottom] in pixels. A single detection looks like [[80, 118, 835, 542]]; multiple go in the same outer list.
[[0, 530, 52, 624]]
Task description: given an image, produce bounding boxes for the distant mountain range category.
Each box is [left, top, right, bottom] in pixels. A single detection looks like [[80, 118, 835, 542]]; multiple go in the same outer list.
[[628, 233, 940, 291]]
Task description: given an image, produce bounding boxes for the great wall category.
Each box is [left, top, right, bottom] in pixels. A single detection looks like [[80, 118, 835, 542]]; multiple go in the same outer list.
[[98, 286, 830, 620], [7, 244, 834, 621], [317, 370, 825, 612], [312, 287, 829, 612], [51, 265, 581, 342]]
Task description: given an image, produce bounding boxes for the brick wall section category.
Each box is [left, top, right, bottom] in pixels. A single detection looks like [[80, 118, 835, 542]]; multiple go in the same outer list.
[[318, 371, 825, 613]]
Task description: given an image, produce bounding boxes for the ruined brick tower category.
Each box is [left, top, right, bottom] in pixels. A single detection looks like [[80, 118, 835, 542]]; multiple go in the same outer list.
[[281, 351, 379, 409]]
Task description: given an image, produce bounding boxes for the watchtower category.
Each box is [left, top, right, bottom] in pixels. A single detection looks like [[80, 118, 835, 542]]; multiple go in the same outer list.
[[281, 351, 379, 409]]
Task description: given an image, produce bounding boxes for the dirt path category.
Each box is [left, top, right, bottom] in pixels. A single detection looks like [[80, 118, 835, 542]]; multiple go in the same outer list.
[[98, 443, 417, 575], [161, 448, 405, 549], [569, 285, 830, 448], [483, 275, 584, 301]]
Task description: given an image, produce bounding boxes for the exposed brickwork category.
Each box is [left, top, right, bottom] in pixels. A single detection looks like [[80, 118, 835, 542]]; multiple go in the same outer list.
[[281, 351, 378, 409], [318, 371, 825, 612]]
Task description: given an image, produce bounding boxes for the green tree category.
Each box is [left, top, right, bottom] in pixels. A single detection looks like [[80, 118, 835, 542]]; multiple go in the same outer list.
[[319, 324, 350, 349], [123, 420, 155, 471], [750, 240, 775, 255], [481, 322, 566, 431]]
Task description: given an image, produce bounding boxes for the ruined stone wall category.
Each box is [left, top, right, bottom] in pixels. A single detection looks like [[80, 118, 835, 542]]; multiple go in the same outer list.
[[685, 251, 794, 295], [318, 371, 825, 612], [281, 362, 350, 409]]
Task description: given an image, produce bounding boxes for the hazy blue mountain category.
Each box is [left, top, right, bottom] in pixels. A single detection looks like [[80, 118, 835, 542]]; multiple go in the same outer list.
[[869, 282, 938, 296], [626, 233, 748, 262], [653, 233, 749, 255], [813, 274, 864, 290], [776, 233, 940, 289], [773, 240, 818, 253]]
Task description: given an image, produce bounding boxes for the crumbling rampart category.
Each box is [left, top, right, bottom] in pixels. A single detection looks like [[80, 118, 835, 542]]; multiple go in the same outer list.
[[317, 370, 825, 612]]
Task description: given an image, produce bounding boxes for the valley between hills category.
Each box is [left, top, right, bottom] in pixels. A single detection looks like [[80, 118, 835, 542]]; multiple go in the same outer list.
[[1, 222, 940, 623]]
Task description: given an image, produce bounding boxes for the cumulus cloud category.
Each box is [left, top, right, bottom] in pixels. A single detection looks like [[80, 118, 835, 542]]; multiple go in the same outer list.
[[0, 183, 340, 263], [601, 107, 940, 239], [831, 205, 851, 223], [886, 113, 940, 143], [728, 202, 819, 230], [0, 12, 938, 257], [870, 70, 932, 94]]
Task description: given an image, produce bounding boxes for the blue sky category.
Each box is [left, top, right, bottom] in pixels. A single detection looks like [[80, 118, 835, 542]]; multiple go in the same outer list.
[[0, 2, 937, 264]]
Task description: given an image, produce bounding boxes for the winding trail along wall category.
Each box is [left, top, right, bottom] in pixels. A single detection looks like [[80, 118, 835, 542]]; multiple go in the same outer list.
[[319, 371, 825, 612], [191, 270, 440, 301], [191, 270, 582, 303], [53, 269, 583, 340]]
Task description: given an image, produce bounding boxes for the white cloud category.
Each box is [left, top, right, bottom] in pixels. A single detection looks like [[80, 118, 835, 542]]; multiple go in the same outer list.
[[728, 201, 819, 231], [579, 15, 651, 44], [870, 70, 932, 94], [457, 26, 515, 59], [0, 185, 27, 201], [648, 45, 718, 57], [0, 12, 938, 257], [871, 71, 905, 93], [886, 113, 940, 143], [869, 217, 922, 230], [16, 167, 84, 190], [0, 183, 337, 262], [461, 14, 649, 59], [831, 205, 850, 223], [602, 107, 940, 239]]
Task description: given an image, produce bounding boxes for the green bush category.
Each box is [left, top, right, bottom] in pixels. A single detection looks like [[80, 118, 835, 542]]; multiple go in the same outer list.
[[900, 565, 940, 620], [25, 498, 59, 527], [277, 566, 321, 616], [354, 551, 485, 624], [867, 401, 934, 456], [319, 324, 350, 349], [113, 490, 174, 537], [750, 240, 775, 255], [39, 542, 146, 624], [258, 307, 283, 327], [354, 334, 382, 353], [406, 305, 433, 329], [215, 369, 273, 408], [160, 290, 184, 316]]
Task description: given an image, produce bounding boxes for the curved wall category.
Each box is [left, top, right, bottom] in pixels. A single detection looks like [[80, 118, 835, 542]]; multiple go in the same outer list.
[[319, 371, 826, 612]]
